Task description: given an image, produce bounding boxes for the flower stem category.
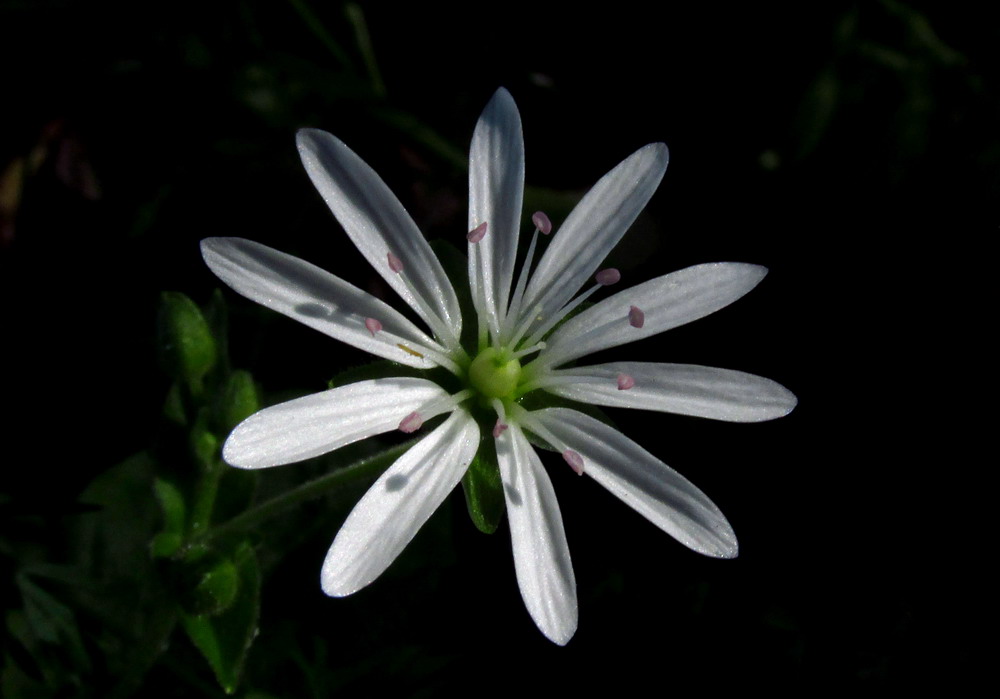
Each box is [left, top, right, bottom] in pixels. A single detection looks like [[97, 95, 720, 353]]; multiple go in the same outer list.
[[199, 439, 418, 544]]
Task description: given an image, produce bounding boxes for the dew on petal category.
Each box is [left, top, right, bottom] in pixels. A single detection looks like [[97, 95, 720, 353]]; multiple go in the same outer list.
[[387, 251, 404, 273], [595, 268, 621, 286], [628, 305, 645, 328], [493, 419, 509, 438], [398, 411, 423, 433], [364, 317, 382, 336], [467, 221, 488, 243], [532, 211, 552, 235], [562, 449, 585, 476], [617, 373, 635, 390]]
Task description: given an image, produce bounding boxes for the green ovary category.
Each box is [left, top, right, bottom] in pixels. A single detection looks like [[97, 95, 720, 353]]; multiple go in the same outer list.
[[468, 347, 522, 400]]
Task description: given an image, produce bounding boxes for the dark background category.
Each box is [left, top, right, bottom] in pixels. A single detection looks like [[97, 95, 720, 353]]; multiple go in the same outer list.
[[2, 0, 993, 695]]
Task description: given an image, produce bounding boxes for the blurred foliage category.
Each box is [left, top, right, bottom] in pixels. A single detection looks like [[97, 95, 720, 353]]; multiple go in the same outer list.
[[1, 0, 993, 695]]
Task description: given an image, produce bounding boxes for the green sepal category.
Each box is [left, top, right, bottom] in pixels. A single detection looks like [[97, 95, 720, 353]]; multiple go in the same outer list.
[[151, 478, 187, 558], [157, 292, 217, 395], [180, 542, 260, 695], [215, 369, 260, 434], [460, 437, 505, 534]]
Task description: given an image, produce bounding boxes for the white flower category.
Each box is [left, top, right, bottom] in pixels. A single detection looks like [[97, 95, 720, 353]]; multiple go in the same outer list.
[[202, 88, 796, 645]]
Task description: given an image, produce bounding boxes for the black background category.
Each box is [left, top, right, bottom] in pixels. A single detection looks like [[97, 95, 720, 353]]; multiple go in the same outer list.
[[2, 1, 993, 694]]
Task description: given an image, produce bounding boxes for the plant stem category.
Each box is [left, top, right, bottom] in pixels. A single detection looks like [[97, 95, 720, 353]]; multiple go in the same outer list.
[[200, 440, 417, 544]]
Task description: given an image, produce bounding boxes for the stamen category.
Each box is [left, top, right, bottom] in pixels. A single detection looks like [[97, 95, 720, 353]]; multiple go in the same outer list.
[[467, 221, 488, 243], [628, 305, 645, 329], [387, 251, 404, 274], [364, 318, 382, 336], [510, 341, 545, 361], [520, 278, 607, 349], [531, 211, 552, 235], [398, 411, 423, 433], [385, 249, 462, 351], [562, 450, 585, 476], [399, 390, 472, 435], [493, 419, 509, 439], [595, 268, 621, 286], [617, 373, 635, 390], [502, 228, 542, 343], [507, 303, 543, 351]]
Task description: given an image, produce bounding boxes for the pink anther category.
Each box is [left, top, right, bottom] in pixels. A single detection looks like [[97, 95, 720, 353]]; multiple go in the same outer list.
[[467, 221, 488, 243], [364, 318, 383, 336], [562, 449, 585, 476], [492, 419, 509, 439], [617, 373, 635, 391], [398, 411, 423, 433], [595, 268, 621, 286], [531, 211, 552, 235], [387, 251, 404, 274], [628, 305, 645, 329]]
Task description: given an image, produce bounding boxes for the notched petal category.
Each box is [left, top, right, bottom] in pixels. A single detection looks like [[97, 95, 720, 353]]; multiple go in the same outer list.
[[532, 407, 738, 558], [321, 411, 480, 597]]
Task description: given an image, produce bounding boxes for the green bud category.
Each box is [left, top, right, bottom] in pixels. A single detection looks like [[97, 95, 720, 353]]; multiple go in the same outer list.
[[151, 478, 187, 558], [157, 291, 217, 392], [216, 370, 260, 433], [183, 556, 240, 617]]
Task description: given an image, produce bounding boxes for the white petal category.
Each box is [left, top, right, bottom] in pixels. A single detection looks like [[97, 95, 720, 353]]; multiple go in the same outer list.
[[546, 362, 797, 422], [296, 129, 462, 343], [497, 424, 577, 645], [541, 262, 768, 368], [468, 88, 524, 334], [201, 237, 440, 368], [321, 410, 479, 596], [518, 143, 668, 332], [222, 378, 448, 469], [531, 408, 737, 558]]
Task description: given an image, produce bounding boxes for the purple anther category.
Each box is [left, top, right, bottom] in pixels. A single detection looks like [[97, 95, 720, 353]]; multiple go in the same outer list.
[[532, 211, 552, 235], [387, 251, 404, 274], [364, 318, 383, 336], [617, 373, 635, 391], [467, 221, 488, 243], [628, 305, 645, 329], [492, 419, 509, 439], [398, 411, 423, 433], [595, 268, 621, 286], [562, 449, 585, 476]]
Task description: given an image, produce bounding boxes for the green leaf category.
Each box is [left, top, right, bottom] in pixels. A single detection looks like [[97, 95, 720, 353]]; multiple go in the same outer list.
[[180, 542, 261, 695], [72, 452, 180, 696], [190, 410, 220, 472], [151, 478, 187, 558], [157, 292, 217, 394], [460, 437, 505, 534], [181, 556, 240, 617], [215, 370, 260, 434]]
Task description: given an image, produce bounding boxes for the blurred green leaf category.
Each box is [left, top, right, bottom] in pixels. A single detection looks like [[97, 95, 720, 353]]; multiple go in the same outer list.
[[151, 479, 186, 559], [180, 542, 261, 695], [17, 576, 90, 673], [182, 556, 241, 617], [73, 452, 179, 697], [460, 438, 504, 534], [215, 370, 261, 434], [162, 381, 187, 425], [157, 292, 217, 395]]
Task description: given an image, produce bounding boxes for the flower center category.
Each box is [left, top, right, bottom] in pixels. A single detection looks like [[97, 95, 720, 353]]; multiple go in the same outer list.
[[468, 347, 522, 399]]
